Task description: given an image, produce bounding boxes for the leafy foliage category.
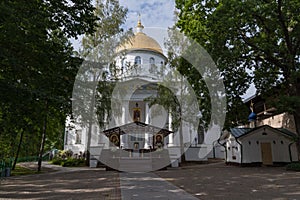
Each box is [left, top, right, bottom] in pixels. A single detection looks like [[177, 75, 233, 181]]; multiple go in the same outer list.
[[0, 0, 97, 168], [175, 0, 300, 131], [145, 84, 181, 131], [286, 162, 300, 171], [51, 149, 84, 167]]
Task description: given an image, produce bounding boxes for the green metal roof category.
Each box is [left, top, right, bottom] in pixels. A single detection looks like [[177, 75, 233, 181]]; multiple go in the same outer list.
[[230, 128, 252, 138], [230, 125, 297, 139]]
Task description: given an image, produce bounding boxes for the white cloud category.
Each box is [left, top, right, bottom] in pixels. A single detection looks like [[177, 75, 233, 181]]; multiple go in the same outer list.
[[119, 0, 176, 30]]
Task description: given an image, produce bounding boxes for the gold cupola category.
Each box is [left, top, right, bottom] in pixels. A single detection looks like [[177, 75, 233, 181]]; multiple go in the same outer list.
[[116, 18, 164, 55]]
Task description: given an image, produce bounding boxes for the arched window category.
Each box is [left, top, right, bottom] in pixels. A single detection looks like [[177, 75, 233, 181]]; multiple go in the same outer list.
[[134, 56, 141, 65], [149, 57, 157, 74], [75, 130, 82, 144], [121, 58, 125, 74], [121, 58, 125, 68], [149, 57, 155, 65]]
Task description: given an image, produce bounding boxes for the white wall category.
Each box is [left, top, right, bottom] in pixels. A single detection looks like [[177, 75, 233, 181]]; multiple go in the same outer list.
[[226, 135, 242, 163], [240, 138, 261, 163], [65, 119, 109, 154], [256, 113, 296, 133], [240, 127, 295, 163], [116, 50, 167, 78], [213, 144, 225, 159]]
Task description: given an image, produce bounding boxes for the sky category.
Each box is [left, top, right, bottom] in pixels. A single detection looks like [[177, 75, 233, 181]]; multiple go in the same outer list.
[[119, 0, 176, 30], [71, 0, 176, 53]]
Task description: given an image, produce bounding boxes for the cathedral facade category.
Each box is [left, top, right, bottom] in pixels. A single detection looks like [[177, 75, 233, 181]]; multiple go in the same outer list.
[[64, 20, 206, 170]]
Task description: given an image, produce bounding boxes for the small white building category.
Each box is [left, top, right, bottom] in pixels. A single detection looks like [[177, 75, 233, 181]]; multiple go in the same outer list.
[[222, 125, 298, 165]]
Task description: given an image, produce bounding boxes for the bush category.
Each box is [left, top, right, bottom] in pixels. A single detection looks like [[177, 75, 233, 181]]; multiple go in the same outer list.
[[50, 149, 85, 167], [51, 157, 63, 165], [286, 162, 300, 171], [56, 149, 73, 159], [61, 158, 84, 167]]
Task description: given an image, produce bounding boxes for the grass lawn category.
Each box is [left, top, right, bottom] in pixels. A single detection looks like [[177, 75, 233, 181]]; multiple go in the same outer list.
[[11, 165, 40, 176]]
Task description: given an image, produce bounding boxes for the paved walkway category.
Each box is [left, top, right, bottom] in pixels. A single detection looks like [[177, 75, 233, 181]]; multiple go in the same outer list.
[[0, 163, 120, 200], [156, 162, 300, 200], [1, 161, 300, 199], [120, 172, 198, 200], [1, 162, 198, 200]]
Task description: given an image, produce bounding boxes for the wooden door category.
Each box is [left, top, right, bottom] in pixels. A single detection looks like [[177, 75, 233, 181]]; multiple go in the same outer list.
[[261, 143, 273, 165]]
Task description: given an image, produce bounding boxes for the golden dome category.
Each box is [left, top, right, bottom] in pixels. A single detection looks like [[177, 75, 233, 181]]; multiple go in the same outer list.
[[117, 32, 163, 55], [116, 18, 163, 55]]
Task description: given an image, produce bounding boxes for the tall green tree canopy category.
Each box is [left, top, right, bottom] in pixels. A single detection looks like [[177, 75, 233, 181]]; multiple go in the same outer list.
[[73, 0, 129, 129], [71, 0, 129, 164], [0, 0, 97, 165], [175, 0, 300, 131]]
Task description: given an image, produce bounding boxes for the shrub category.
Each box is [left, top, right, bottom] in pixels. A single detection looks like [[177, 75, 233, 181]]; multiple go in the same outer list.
[[61, 158, 84, 167], [51, 157, 63, 165], [57, 149, 73, 159], [50, 149, 85, 167], [286, 162, 300, 171]]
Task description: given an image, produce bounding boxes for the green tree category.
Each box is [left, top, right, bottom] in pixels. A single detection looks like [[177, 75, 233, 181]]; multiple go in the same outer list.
[[0, 0, 97, 171], [175, 0, 300, 157], [73, 0, 129, 164]]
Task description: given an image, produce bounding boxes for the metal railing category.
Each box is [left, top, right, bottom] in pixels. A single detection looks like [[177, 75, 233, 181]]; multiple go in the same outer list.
[[0, 158, 12, 178]]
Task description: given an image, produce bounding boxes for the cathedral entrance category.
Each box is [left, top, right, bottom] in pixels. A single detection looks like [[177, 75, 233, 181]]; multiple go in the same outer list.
[[103, 121, 172, 155]]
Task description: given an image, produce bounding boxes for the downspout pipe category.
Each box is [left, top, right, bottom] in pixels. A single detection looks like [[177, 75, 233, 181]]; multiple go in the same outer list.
[[235, 137, 243, 166], [288, 141, 295, 162]]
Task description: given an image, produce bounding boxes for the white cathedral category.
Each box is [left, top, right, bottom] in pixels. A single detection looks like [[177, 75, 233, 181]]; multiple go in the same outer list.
[[64, 19, 210, 171]]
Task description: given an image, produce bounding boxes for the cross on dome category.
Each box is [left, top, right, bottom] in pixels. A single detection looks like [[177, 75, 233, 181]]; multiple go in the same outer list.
[[136, 14, 144, 33]]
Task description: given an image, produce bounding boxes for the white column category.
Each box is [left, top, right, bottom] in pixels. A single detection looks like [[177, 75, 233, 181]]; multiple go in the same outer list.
[[121, 104, 126, 125], [120, 135, 125, 149], [145, 102, 150, 124], [144, 132, 149, 149], [168, 111, 174, 146]]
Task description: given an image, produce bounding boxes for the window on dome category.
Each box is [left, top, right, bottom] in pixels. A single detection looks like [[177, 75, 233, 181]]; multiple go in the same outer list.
[[121, 58, 125, 67], [149, 57, 155, 65], [121, 58, 125, 73], [134, 56, 141, 65], [149, 57, 157, 74]]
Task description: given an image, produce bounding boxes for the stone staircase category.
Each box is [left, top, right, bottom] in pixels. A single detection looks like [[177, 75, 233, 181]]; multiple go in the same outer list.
[[98, 149, 170, 172], [119, 157, 153, 172]]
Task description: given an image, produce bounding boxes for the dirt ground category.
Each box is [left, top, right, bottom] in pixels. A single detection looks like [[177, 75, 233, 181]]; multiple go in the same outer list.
[[1, 161, 300, 200]]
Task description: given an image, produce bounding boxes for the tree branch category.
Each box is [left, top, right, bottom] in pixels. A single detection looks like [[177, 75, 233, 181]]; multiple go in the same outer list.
[[277, 0, 293, 55], [238, 33, 286, 70]]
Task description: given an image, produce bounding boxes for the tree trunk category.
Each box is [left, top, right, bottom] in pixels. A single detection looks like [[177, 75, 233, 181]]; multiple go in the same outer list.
[[12, 130, 24, 170], [85, 122, 92, 166], [179, 78, 186, 164], [294, 113, 300, 161], [85, 75, 97, 166], [179, 122, 186, 163], [294, 78, 300, 161], [37, 101, 48, 172]]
